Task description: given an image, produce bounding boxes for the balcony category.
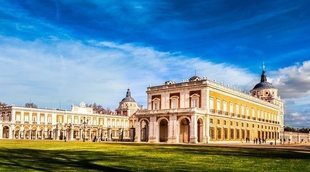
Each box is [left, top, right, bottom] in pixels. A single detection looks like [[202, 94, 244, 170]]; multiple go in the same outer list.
[[210, 109, 215, 113], [231, 113, 235, 117], [224, 112, 229, 116], [218, 110, 222, 115]]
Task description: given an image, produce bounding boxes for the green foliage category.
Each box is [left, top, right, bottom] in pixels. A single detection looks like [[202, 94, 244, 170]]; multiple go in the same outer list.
[[285, 126, 310, 133], [0, 140, 309, 171]]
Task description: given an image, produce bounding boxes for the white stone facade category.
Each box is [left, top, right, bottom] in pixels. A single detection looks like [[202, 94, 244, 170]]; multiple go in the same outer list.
[[0, 103, 131, 141]]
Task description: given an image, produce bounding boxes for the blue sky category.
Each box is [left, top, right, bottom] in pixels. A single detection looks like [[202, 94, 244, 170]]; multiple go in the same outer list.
[[0, 0, 309, 127]]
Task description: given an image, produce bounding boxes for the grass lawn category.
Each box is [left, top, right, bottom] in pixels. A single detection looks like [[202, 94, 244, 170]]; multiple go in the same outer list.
[[0, 140, 309, 171]]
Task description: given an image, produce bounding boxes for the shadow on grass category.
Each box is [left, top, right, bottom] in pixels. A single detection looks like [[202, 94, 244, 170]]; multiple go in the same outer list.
[[0, 148, 130, 172], [0, 144, 309, 171]]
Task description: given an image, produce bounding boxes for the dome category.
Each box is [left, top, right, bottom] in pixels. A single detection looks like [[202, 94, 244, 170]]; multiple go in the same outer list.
[[252, 81, 275, 90], [252, 68, 275, 90], [189, 75, 201, 82], [120, 89, 136, 103]]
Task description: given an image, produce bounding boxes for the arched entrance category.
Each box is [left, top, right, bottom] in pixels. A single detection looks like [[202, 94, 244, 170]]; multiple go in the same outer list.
[[159, 119, 168, 142], [15, 130, 20, 139], [197, 118, 203, 143], [179, 118, 190, 143], [2, 126, 9, 138], [140, 120, 149, 142]]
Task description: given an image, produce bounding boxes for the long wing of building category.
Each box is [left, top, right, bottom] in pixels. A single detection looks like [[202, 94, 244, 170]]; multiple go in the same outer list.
[[3, 69, 307, 144]]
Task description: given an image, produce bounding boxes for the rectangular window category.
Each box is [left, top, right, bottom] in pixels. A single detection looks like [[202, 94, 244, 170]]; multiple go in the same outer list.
[[47, 115, 52, 123], [217, 128, 221, 140], [236, 129, 240, 139], [16, 114, 21, 121], [25, 114, 29, 122], [191, 99, 198, 108], [40, 114, 44, 123], [209, 97, 214, 110], [217, 100, 221, 112], [230, 129, 234, 139], [223, 101, 227, 112], [230, 103, 233, 113]]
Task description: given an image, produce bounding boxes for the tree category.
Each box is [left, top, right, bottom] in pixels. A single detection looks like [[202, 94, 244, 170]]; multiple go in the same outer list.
[[0, 102, 7, 107], [90, 103, 114, 114], [284, 126, 310, 133]]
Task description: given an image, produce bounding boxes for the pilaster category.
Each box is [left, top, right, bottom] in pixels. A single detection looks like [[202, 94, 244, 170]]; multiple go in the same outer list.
[[190, 115, 197, 143], [168, 115, 177, 143]]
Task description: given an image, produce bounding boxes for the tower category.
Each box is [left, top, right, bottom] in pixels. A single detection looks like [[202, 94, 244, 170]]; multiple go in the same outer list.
[[250, 65, 278, 103], [250, 65, 284, 128], [117, 89, 140, 116]]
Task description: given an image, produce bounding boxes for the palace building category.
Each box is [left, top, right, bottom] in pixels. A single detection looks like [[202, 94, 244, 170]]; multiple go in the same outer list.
[[132, 68, 284, 143], [0, 90, 138, 141], [0, 69, 284, 144]]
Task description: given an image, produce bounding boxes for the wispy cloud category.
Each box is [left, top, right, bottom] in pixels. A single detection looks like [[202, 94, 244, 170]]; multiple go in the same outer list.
[[0, 36, 255, 109]]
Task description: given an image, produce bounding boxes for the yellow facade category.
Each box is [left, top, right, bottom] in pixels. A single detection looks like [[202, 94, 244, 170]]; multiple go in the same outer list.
[[209, 90, 280, 142]]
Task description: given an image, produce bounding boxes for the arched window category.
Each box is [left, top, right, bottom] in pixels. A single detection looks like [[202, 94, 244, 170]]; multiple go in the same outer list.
[[170, 96, 179, 109], [190, 94, 200, 108], [152, 98, 161, 110]]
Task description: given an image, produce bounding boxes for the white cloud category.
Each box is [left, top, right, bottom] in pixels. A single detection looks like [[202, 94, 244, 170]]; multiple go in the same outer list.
[[270, 61, 310, 127], [0, 36, 255, 109], [272, 61, 310, 99]]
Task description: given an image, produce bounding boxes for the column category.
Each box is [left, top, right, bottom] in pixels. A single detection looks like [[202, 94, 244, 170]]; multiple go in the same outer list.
[[206, 88, 210, 114], [185, 90, 190, 108], [44, 113, 48, 124], [35, 130, 38, 140], [79, 129, 82, 141], [203, 116, 209, 143], [190, 115, 197, 143], [57, 128, 60, 140], [0, 124, 3, 138], [30, 129, 32, 140], [29, 112, 33, 124], [21, 111, 24, 124], [200, 88, 207, 109], [149, 116, 157, 143], [70, 129, 73, 141], [227, 127, 231, 141], [11, 110, 16, 123], [37, 113, 40, 124], [168, 115, 177, 143], [135, 120, 140, 142], [9, 126, 13, 139]]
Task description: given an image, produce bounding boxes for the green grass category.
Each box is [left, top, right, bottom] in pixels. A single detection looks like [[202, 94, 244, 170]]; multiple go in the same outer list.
[[0, 140, 309, 171]]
